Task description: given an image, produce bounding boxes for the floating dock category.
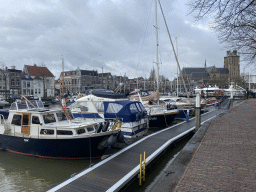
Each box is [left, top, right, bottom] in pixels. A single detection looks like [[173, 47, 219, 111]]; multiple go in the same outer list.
[[47, 103, 228, 192]]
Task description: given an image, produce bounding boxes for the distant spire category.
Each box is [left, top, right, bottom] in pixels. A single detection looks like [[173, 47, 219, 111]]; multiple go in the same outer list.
[[204, 59, 207, 68]]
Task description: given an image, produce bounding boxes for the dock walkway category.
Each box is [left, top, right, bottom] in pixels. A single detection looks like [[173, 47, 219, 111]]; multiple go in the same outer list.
[[47, 101, 229, 192], [171, 99, 256, 191]]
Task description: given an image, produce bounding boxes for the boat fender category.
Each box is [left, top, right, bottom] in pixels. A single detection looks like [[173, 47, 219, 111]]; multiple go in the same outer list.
[[102, 121, 110, 132], [107, 135, 117, 147], [117, 131, 125, 142], [96, 123, 103, 133]]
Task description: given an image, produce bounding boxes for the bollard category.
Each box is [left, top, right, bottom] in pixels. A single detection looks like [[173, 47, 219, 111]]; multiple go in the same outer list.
[[186, 109, 190, 122], [214, 102, 217, 109], [195, 93, 201, 131]]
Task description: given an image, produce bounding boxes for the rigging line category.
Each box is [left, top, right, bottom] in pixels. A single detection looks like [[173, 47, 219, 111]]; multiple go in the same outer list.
[[158, 0, 191, 103], [136, 0, 154, 68]]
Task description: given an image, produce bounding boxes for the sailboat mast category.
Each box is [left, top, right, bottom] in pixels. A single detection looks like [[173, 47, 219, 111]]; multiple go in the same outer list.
[[62, 57, 64, 97], [154, 0, 159, 91], [176, 37, 178, 96]]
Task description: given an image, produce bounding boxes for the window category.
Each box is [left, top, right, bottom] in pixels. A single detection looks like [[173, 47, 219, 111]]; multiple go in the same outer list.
[[130, 104, 139, 113], [77, 129, 85, 134], [32, 116, 40, 124], [23, 82, 26, 88], [16, 81, 20, 86], [86, 127, 94, 132], [23, 115, 29, 126], [56, 112, 67, 121], [16, 74, 20, 77], [106, 103, 122, 113], [40, 129, 54, 135], [27, 82, 30, 87], [11, 114, 22, 126], [43, 114, 56, 124], [57, 130, 73, 135]]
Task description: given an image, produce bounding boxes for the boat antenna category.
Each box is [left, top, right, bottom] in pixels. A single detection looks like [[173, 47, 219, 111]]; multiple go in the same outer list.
[[158, 0, 191, 103]]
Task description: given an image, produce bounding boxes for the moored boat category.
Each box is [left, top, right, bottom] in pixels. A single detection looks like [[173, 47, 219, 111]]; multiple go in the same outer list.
[[69, 95, 148, 138], [0, 99, 120, 159]]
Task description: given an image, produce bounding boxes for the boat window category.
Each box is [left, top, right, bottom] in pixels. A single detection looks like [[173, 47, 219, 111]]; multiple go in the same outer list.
[[43, 114, 56, 124], [94, 102, 104, 112], [56, 112, 67, 121], [66, 109, 74, 120], [130, 104, 139, 113], [10, 103, 17, 110], [23, 115, 29, 126], [77, 128, 86, 134], [135, 103, 142, 111], [40, 129, 54, 135], [139, 103, 145, 110], [106, 103, 122, 113], [11, 114, 22, 126], [57, 130, 73, 135], [86, 127, 94, 132], [32, 116, 40, 124]]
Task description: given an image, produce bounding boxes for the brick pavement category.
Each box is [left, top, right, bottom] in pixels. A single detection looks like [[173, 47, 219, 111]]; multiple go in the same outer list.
[[174, 99, 256, 192]]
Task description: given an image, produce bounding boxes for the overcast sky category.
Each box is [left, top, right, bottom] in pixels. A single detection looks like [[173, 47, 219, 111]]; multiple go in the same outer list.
[[1, 0, 238, 80]]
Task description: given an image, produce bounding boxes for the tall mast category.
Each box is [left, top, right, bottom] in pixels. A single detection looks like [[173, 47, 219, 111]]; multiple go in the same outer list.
[[154, 0, 159, 91], [176, 37, 179, 96], [62, 57, 64, 97]]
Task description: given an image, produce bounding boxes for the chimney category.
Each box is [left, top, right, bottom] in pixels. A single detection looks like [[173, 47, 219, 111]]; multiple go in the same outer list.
[[233, 50, 237, 55], [226, 51, 230, 56]]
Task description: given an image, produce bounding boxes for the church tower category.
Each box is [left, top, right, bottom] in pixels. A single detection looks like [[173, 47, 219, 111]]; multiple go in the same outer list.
[[224, 50, 240, 81]]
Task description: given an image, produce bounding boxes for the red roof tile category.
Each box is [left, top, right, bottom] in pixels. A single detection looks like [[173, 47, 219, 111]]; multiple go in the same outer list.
[[26, 65, 54, 77]]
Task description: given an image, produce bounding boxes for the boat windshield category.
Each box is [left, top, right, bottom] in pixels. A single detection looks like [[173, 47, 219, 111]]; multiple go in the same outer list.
[[10, 100, 44, 110]]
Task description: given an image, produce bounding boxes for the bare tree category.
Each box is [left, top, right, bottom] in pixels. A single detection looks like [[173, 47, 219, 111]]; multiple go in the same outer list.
[[188, 0, 256, 64]]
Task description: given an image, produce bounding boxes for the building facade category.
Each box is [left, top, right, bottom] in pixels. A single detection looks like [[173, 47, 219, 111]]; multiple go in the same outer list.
[[23, 64, 55, 98]]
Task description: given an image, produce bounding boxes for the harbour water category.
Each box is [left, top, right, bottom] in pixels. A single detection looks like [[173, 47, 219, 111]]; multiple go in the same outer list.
[[0, 149, 101, 192]]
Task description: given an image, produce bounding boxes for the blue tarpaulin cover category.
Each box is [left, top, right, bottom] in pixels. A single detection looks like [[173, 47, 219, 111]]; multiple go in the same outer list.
[[103, 100, 147, 122]]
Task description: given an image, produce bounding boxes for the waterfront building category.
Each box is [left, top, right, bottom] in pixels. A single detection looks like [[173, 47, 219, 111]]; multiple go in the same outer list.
[[23, 64, 55, 98]]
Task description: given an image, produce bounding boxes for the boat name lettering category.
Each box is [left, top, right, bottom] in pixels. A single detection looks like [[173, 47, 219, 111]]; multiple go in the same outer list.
[[24, 139, 29, 142]]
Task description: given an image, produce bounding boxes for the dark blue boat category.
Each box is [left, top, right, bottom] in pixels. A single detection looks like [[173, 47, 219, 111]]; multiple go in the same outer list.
[[0, 100, 119, 159]]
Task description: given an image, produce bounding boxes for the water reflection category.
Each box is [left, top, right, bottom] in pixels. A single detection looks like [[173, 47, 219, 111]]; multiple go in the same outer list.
[[0, 149, 101, 191]]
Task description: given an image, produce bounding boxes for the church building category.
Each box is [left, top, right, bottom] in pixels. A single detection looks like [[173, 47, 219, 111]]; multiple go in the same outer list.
[[180, 50, 240, 84]]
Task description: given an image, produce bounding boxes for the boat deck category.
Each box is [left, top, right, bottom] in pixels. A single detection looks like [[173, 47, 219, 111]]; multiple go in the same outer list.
[[47, 101, 229, 192]]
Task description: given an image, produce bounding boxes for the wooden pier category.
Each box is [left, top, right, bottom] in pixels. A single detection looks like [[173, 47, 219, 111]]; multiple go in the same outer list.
[[47, 103, 228, 192]]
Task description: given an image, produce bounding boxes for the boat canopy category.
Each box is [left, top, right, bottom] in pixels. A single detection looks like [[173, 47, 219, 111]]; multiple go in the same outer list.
[[91, 89, 127, 99], [10, 100, 44, 111], [103, 100, 147, 123]]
